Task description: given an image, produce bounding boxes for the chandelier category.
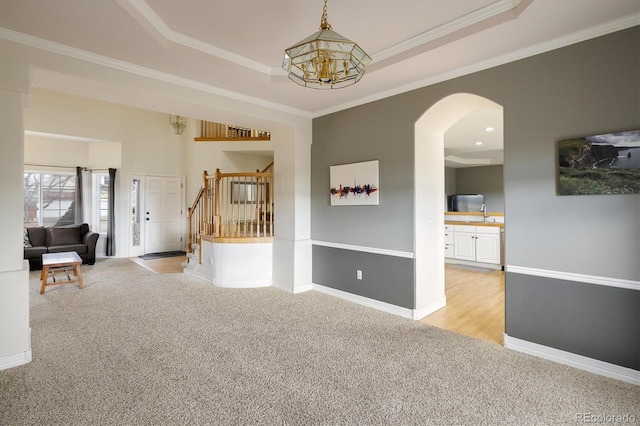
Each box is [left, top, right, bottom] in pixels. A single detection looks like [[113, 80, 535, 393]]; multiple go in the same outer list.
[[282, 0, 371, 89], [169, 115, 187, 135]]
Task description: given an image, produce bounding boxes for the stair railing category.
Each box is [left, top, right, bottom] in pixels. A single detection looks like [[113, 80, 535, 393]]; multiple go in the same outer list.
[[187, 166, 274, 254]]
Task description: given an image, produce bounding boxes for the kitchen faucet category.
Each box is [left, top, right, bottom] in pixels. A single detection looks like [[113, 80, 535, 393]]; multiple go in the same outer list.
[[481, 204, 488, 222]]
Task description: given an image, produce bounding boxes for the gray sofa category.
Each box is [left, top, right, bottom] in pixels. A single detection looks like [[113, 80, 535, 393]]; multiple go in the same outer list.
[[24, 223, 99, 271]]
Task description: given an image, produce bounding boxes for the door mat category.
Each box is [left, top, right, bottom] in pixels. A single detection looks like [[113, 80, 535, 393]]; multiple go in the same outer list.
[[139, 251, 186, 260]]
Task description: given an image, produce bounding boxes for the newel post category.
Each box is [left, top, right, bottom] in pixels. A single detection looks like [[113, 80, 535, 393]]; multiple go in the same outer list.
[[202, 170, 209, 234], [214, 168, 221, 236], [187, 207, 192, 253]]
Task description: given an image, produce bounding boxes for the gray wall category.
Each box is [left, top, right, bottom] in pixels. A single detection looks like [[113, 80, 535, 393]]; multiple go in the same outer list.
[[312, 27, 639, 371], [506, 273, 640, 370], [313, 27, 639, 277], [313, 246, 414, 309], [444, 167, 456, 210], [454, 165, 504, 213], [312, 106, 416, 253]]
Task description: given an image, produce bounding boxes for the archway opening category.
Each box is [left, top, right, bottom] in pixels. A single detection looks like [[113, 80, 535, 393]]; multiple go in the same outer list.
[[414, 93, 503, 319]]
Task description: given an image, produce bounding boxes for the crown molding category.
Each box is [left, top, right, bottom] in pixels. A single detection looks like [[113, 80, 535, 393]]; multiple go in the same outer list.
[[118, 0, 530, 75], [116, 0, 273, 75], [444, 156, 492, 166], [0, 27, 311, 118], [313, 13, 640, 118], [24, 131, 119, 144], [1, 7, 636, 119], [373, 0, 529, 63]]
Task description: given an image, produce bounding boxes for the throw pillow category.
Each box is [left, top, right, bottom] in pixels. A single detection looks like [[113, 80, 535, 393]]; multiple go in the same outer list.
[[23, 228, 32, 248]]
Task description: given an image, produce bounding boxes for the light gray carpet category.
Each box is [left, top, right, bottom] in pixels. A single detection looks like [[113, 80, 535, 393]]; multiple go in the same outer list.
[[1, 258, 638, 425]]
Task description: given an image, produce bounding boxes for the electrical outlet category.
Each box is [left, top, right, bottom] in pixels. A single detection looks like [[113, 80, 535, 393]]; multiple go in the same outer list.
[[356, 269, 363, 280]]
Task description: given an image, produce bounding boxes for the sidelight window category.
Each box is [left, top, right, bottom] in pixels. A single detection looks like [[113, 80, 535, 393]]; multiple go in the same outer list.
[[94, 173, 110, 233]]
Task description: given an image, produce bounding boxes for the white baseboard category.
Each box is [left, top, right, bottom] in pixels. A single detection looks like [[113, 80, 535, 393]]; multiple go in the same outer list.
[[0, 349, 32, 371], [271, 281, 313, 294], [413, 297, 447, 320], [272, 280, 291, 293], [504, 334, 640, 386], [312, 284, 414, 319], [182, 268, 213, 284], [215, 280, 272, 289], [292, 283, 313, 294]]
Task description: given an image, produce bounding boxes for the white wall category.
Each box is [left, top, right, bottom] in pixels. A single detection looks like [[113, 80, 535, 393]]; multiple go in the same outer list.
[[0, 36, 313, 370], [184, 128, 274, 205], [0, 59, 31, 369], [26, 89, 182, 176], [24, 89, 186, 256], [25, 136, 121, 172], [23, 90, 304, 264]]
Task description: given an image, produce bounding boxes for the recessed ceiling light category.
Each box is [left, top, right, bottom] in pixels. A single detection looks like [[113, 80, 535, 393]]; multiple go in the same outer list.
[[484, 127, 494, 132], [475, 141, 483, 145]]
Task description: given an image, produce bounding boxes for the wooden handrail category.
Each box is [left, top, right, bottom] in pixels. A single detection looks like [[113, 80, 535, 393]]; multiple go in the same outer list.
[[260, 161, 274, 173], [186, 185, 205, 253]]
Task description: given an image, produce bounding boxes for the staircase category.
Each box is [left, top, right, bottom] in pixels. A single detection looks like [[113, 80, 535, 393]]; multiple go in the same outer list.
[[181, 242, 199, 270], [183, 163, 274, 285]]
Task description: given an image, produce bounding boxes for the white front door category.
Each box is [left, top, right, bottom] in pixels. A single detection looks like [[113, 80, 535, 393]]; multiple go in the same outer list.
[[144, 176, 182, 254]]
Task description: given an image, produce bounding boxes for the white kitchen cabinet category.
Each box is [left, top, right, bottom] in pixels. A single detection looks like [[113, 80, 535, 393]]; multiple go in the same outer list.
[[451, 225, 501, 265], [444, 225, 455, 259], [475, 227, 501, 264], [453, 225, 476, 261]]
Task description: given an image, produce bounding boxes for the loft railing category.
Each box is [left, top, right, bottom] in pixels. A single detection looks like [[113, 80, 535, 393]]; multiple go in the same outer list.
[[195, 120, 271, 141], [187, 162, 274, 254]]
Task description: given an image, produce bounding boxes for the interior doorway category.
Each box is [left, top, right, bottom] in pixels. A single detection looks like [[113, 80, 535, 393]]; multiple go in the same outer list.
[[144, 176, 184, 254], [414, 93, 505, 343], [423, 265, 504, 344]]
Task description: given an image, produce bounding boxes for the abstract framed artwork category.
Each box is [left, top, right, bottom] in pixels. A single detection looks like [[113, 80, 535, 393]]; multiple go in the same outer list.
[[330, 160, 379, 206], [558, 129, 640, 195]]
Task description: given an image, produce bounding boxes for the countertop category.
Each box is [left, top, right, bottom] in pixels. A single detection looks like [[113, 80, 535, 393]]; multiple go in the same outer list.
[[445, 221, 504, 228]]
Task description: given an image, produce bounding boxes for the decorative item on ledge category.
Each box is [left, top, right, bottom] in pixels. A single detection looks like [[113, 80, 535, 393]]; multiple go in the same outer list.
[[195, 120, 271, 142]]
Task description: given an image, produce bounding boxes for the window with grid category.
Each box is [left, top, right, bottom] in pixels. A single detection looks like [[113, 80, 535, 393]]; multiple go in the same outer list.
[[23, 172, 77, 227]]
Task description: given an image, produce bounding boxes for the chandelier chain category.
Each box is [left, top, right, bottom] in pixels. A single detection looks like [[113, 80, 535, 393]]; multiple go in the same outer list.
[[320, 0, 331, 30]]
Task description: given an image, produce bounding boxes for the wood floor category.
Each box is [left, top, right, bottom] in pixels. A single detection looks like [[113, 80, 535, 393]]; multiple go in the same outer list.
[[422, 264, 505, 345], [129, 256, 505, 345], [129, 255, 186, 274]]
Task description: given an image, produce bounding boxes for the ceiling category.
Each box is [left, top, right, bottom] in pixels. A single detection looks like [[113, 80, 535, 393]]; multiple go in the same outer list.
[[1, 0, 638, 166]]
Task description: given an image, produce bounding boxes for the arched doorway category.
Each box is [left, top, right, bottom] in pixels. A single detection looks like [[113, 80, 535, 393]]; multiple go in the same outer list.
[[414, 93, 503, 323]]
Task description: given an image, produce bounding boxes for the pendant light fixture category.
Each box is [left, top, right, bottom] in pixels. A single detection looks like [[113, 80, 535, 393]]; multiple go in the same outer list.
[[169, 115, 187, 135], [282, 0, 371, 89]]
